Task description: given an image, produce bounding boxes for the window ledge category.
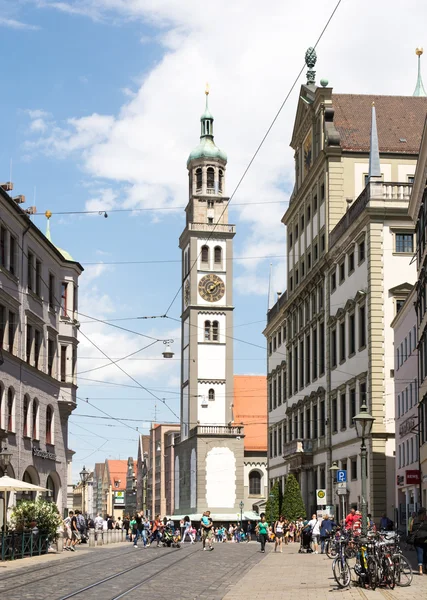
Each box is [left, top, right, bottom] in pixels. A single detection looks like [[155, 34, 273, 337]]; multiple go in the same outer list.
[[0, 267, 18, 284], [358, 344, 367, 352], [28, 290, 43, 305], [348, 351, 356, 359]]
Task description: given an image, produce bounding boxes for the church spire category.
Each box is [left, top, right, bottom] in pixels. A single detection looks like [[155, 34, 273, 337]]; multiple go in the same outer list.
[[187, 86, 227, 166], [200, 83, 214, 138], [368, 102, 381, 180], [414, 48, 427, 97]]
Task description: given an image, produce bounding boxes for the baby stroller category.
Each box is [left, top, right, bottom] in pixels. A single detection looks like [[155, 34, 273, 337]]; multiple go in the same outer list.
[[298, 528, 313, 553], [162, 526, 181, 548]]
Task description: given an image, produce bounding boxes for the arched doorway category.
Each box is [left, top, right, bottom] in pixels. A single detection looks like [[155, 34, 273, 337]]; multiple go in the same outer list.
[[45, 471, 61, 508], [20, 466, 40, 502]]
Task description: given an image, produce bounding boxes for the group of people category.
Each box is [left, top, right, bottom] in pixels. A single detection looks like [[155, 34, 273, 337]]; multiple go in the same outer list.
[[63, 510, 89, 551], [254, 514, 309, 553]]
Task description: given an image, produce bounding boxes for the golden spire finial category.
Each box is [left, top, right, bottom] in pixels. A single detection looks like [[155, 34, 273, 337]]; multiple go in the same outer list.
[[45, 210, 52, 219], [416, 47, 424, 56], [205, 82, 210, 96]]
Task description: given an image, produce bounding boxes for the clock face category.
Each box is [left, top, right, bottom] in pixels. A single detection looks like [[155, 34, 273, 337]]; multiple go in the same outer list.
[[184, 279, 190, 307], [198, 274, 225, 303]]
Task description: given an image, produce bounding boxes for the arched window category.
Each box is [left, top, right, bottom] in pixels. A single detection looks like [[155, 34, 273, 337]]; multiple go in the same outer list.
[[204, 321, 211, 341], [214, 246, 222, 265], [46, 474, 55, 502], [207, 167, 215, 189], [219, 170, 223, 193], [23, 395, 30, 437], [208, 388, 215, 401], [212, 321, 219, 342], [249, 471, 262, 495], [32, 399, 39, 440], [46, 406, 53, 445], [7, 388, 14, 432], [196, 168, 202, 191], [201, 245, 209, 263]]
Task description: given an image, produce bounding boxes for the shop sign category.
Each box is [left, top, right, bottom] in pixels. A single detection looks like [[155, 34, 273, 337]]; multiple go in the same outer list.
[[405, 470, 420, 485], [32, 447, 56, 461], [114, 491, 125, 505], [399, 416, 417, 438], [396, 474, 404, 486]]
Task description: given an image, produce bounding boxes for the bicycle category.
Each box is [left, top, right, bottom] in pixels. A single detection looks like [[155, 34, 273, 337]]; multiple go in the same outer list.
[[332, 538, 351, 588]]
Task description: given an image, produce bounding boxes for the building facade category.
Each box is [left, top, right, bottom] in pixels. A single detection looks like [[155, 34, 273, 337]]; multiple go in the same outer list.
[[173, 90, 245, 518], [0, 186, 82, 519], [391, 286, 420, 527], [136, 434, 149, 516], [408, 115, 427, 509], [264, 56, 426, 521], [92, 462, 105, 517], [146, 423, 179, 518]]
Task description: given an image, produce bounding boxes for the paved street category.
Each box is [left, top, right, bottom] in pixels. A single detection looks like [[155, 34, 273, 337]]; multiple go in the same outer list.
[[0, 541, 425, 599]]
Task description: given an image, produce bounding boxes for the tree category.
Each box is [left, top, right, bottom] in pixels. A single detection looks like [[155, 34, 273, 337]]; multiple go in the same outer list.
[[281, 474, 306, 521], [265, 481, 281, 524]]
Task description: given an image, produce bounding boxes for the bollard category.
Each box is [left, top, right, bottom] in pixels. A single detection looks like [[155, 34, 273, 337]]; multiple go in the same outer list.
[[97, 531, 103, 546], [88, 529, 95, 547], [120, 530, 125, 542], [107, 530, 112, 544], [57, 535, 64, 553]]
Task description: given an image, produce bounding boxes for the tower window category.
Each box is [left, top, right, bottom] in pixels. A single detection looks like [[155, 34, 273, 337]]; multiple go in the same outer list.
[[7, 388, 14, 432], [195, 168, 202, 191], [214, 246, 222, 265], [207, 167, 215, 189], [219, 170, 223, 193], [204, 320, 211, 341], [212, 321, 219, 341], [208, 388, 215, 401], [201, 245, 209, 263], [32, 399, 39, 440]]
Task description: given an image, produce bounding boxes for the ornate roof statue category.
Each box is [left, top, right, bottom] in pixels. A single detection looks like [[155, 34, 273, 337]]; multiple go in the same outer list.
[[305, 47, 317, 86], [414, 48, 427, 97]]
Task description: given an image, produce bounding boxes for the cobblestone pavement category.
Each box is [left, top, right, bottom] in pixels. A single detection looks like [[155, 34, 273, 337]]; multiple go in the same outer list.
[[223, 542, 426, 600], [0, 540, 425, 599]]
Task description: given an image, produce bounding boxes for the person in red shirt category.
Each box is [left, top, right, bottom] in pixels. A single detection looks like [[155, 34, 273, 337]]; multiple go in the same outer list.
[[345, 507, 357, 530]]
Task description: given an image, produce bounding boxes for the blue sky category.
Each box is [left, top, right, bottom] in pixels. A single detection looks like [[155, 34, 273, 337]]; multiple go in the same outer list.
[[1, 0, 427, 481]]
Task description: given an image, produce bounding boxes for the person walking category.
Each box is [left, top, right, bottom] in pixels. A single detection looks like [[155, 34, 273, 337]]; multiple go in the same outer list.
[[182, 516, 195, 544], [63, 512, 72, 551], [70, 511, 80, 551], [256, 513, 269, 553], [274, 515, 286, 553], [201, 511, 214, 551], [319, 514, 335, 554], [151, 514, 163, 547], [307, 513, 320, 554], [345, 507, 357, 530]]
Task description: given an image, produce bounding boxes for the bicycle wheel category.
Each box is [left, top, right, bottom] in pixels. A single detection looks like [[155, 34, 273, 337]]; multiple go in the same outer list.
[[393, 554, 413, 587], [333, 558, 351, 588], [383, 558, 395, 590], [326, 541, 337, 559], [367, 556, 378, 591]]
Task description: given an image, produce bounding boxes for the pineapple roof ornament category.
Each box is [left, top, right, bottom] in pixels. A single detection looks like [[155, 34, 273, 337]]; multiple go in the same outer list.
[[305, 47, 317, 86]]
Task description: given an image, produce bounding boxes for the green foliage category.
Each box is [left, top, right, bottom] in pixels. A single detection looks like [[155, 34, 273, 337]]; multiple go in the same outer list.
[[265, 481, 281, 524], [11, 499, 62, 541], [281, 474, 306, 521]]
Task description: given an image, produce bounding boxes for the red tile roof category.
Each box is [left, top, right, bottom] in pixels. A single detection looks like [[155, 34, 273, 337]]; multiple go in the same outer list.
[[333, 94, 427, 154], [106, 460, 128, 491], [233, 375, 267, 452]]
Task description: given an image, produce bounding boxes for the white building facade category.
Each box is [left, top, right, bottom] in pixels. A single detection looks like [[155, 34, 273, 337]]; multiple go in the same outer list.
[[0, 187, 82, 518]]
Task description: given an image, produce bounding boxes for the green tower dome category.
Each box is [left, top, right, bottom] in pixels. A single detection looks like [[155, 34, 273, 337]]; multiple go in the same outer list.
[[187, 87, 227, 166]]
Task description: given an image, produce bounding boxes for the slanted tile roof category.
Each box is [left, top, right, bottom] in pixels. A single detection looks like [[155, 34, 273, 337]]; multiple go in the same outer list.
[[332, 94, 427, 154], [233, 375, 267, 452], [106, 459, 128, 491]]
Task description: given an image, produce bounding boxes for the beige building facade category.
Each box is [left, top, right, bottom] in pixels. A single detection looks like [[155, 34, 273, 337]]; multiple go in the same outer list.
[[265, 65, 426, 520]]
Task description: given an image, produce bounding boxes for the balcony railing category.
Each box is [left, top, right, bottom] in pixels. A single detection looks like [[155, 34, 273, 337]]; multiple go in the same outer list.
[[282, 438, 313, 457], [188, 223, 235, 233], [329, 181, 413, 248], [189, 424, 243, 437]]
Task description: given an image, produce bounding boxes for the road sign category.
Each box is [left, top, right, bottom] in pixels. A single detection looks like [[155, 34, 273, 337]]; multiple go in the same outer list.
[[337, 487, 347, 495], [316, 489, 327, 506], [337, 470, 347, 483]]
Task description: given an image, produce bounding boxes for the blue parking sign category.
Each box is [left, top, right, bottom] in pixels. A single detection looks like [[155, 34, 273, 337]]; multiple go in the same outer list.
[[337, 470, 347, 482]]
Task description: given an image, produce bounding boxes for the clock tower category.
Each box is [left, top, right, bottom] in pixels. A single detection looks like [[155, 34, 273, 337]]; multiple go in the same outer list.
[[174, 89, 244, 517]]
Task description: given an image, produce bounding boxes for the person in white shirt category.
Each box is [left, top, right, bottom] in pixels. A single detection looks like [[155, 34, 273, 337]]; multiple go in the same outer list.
[[307, 513, 322, 554]]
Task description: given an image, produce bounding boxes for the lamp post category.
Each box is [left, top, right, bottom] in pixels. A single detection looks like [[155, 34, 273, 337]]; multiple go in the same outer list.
[[353, 403, 375, 537], [79, 466, 90, 517], [0, 445, 12, 534], [239, 501, 244, 528], [329, 461, 339, 522]]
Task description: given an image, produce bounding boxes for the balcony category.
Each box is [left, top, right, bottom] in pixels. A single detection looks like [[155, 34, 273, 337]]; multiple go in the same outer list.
[[188, 222, 235, 234], [329, 181, 413, 248], [189, 424, 243, 437], [282, 438, 313, 457]]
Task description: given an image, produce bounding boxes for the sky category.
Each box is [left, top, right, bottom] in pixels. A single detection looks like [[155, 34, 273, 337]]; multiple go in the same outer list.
[[1, 0, 427, 482]]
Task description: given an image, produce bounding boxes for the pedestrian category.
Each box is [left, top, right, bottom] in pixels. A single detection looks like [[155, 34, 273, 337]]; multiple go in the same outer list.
[[180, 518, 185, 540], [307, 513, 320, 554], [115, 517, 122, 530], [408, 511, 416, 534], [76, 510, 87, 542], [63, 512, 72, 551], [246, 520, 252, 542], [143, 516, 151, 547], [345, 507, 357, 530], [70, 511, 80, 551], [151, 514, 163, 547], [123, 514, 130, 540], [200, 511, 214, 551], [182, 516, 195, 543], [133, 513, 142, 548], [319, 514, 335, 554], [256, 513, 269, 553], [379, 513, 393, 531], [107, 515, 114, 530], [274, 515, 285, 553], [94, 513, 103, 542], [411, 507, 427, 575]]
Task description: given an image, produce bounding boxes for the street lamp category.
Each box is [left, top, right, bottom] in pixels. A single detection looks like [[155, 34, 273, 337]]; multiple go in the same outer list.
[[329, 461, 340, 522], [353, 403, 375, 537], [239, 501, 244, 528], [79, 466, 90, 516], [0, 445, 12, 470], [162, 340, 174, 359]]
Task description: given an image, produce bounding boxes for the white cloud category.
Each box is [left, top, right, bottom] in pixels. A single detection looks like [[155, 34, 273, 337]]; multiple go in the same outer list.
[[0, 17, 39, 30], [27, 1, 427, 294]]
